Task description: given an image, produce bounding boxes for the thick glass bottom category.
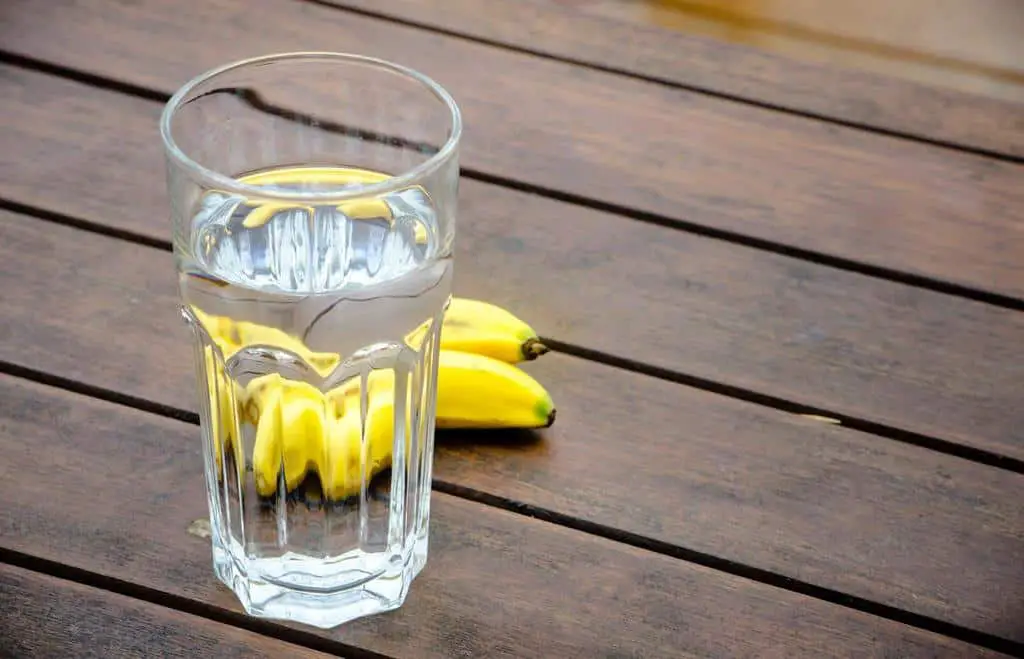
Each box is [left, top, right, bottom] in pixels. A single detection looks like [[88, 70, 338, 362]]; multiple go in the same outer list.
[[211, 531, 428, 629]]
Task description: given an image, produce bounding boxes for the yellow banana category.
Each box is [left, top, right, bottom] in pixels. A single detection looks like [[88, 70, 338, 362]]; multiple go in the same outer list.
[[191, 307, 239, 352], [193, 295, 548, 376], [320, 351, 557, 498], [323, 369, 396, 419], [249, 374, 329, 497], [240, 350, 555, 500], [435, 350, 555, 429], [405, 298, 549, 363], [251, 384, 284, 497], [244, 370, 399, 501], [322, 410, 366, 500], [323, 376, 404, 501], [188, 306, 242, 477], [201, 340, 245, 478], [189, 298, 555, 500], [325, 351, 555, 433]]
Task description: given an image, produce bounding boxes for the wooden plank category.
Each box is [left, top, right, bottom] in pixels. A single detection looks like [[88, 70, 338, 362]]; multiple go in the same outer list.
[[2, 211, 1023, 642], [577, 0, 1024, 101], [0, 374, 1001, 658], [321, 0, 1024, 157], [564, 0, 1024, 90], [2, 66, 1023, 462], [579, 0, 1024, 98], [0, 565, 336, 659], [3, 0, 1024, 302]]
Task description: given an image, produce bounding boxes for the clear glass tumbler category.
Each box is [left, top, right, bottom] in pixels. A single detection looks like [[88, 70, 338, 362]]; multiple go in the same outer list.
[[159, 53, 461, 628]]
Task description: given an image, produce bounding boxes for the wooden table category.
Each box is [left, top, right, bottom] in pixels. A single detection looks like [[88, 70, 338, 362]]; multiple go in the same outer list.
[[2, 1, 1022, 656]]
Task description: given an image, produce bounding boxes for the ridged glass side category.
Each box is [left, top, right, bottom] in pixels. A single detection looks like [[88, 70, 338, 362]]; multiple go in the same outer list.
[[184, 308, 443, 629]]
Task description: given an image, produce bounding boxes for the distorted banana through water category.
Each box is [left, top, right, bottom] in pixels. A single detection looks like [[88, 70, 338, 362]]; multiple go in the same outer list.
[[194, 298, 555, 501]]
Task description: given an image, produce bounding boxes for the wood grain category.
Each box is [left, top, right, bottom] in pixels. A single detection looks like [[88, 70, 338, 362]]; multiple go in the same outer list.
[[1, 211, 1023, 641], [3, 0, 1024, 301], [2, 66, 1023, 462], [320, 0, 1024, 156], [0, 565, 336, 659], [0, 374, 1002, 659]]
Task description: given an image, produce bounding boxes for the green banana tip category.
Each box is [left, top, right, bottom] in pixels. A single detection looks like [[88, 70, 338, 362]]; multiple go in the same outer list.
[[533, 398, 556, 428], [523, 338, 550, 360]]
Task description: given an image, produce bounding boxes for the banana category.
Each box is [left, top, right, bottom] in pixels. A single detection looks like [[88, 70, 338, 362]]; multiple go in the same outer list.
[[322, 410, 366, 500], [323, 369, 396, 420], [189, 298, 555, 499], [441, 298, 549, 363], [194, 295, 549, 378], [188, 306, 242, 476], [435, 350, 555, 429], [245, 370, 400, 501], [323, 376, 404, 501], [201, 341, 244, 478], [240, 350, 555, 500], [251, 383, 284, 497], [320, 351, 556, 499], [191, 307, 239, 352], [249, 374, 329, 497], [405, 298, 548, 363], [325, 350, 555, 433]]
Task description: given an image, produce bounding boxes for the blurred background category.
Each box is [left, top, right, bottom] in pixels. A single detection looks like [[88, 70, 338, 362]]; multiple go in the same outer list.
[[564, 0, 1024, 101]]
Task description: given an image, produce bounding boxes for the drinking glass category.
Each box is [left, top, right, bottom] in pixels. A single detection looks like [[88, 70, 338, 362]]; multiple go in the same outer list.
[[159, 52, 461, 628]]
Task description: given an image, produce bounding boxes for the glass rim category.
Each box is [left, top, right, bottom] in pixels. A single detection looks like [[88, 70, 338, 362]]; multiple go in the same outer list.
[[159, 51, 462, 203]]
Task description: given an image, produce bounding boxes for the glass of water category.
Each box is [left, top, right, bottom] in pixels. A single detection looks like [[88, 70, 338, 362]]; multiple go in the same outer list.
[[159, 53, 461, 628]]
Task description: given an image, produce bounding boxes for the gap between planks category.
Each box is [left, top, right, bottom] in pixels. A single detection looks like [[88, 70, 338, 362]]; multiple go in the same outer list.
[[0, 360, 1022, 657], [1, 50, 1023, 315], [0, 547, 387, 659]]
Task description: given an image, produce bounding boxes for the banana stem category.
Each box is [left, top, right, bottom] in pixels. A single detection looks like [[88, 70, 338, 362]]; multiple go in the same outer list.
[[522, 339, 550, 360]]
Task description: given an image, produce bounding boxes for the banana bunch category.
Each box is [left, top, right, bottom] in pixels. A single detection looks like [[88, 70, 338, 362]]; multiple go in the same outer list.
[[192, 298, 554, 501]]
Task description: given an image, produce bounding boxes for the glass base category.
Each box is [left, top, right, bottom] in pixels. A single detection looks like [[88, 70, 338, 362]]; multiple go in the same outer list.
[[212, 533, 428, 629]]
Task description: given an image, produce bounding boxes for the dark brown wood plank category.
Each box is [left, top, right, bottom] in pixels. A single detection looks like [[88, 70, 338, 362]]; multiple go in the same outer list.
[[3, 0, 1024, 302], [0, 374, 1000, 659], [0, 565, 335, 659], [322, 0, 1024, 157], [2, 211, 1023, 642], [2, 65, 1023, 462]]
